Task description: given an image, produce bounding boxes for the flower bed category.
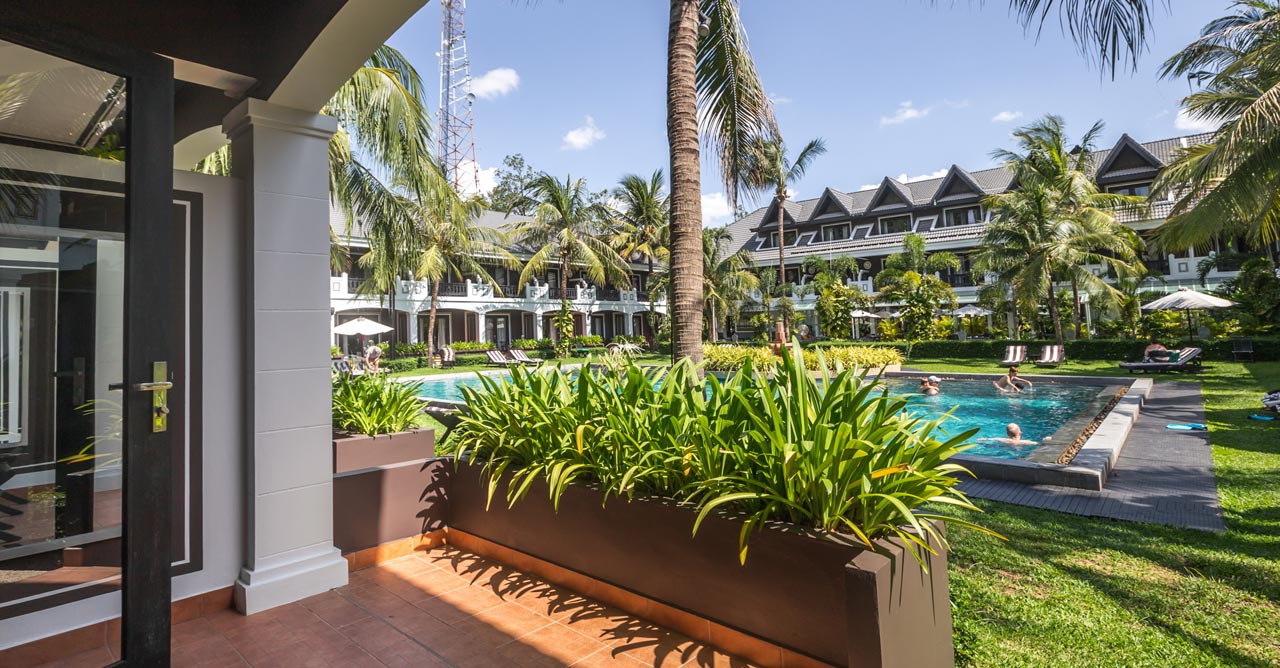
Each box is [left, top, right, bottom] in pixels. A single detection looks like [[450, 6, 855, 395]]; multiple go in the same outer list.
[[702, 343, 904, 373]]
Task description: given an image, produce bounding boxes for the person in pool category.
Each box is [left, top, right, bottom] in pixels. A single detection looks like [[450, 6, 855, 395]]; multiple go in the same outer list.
[[919, 377, 940, 395], [978, 422, 1045, 447], [993, 366, 1033, 393]]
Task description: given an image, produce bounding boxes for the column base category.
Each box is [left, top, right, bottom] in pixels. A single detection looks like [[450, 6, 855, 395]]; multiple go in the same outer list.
[[234, 544, 348, 615]]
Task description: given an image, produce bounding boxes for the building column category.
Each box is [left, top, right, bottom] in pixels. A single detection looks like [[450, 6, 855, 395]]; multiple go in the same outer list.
[[224, 98, 347, 615], [623, 312, 634, 336], [407, 309, 420, 345], [532, 311, 544, 340], [476, 312, 487, 343]]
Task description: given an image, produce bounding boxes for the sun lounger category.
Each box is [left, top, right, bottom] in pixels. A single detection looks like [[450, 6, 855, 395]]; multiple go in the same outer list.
[[998, 345, 1027, 367], [508, 349, 542, 366], [1119, 347, 1203, 373], [440, 347, 456, 368], [1033, 344, 1065, 368], [485, 349, 519, 367]]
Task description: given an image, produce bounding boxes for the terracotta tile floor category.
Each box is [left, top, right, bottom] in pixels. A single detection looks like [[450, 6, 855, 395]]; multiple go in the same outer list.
[[42, 546, 757, 668]]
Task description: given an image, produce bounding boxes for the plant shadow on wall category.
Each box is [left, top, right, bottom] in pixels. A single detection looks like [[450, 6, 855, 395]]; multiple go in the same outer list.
[[440, 341, 999, 565]]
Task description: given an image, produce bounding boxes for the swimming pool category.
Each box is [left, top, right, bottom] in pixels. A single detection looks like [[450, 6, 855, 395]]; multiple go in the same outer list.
[[411, 372, 1107, 460]]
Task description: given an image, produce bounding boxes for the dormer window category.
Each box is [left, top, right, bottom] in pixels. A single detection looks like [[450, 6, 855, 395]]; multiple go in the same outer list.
[[877, 214, 912, 235], [1107, 183, 1151, 198], [760, 230, 797, 249], [941, 206, 982, 228], [821, 223, 850, 242]]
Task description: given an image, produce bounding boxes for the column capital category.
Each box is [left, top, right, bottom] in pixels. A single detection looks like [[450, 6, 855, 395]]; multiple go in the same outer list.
[[223, 98, 338, 143]]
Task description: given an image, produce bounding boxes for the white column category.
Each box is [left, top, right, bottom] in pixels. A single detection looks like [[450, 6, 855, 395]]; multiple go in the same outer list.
[[532, 311, 544, 339], [476, 312, 487, 343], [624, 312, 634, 336], [224, 98, 347, 615], [407, 309, 420, 345]]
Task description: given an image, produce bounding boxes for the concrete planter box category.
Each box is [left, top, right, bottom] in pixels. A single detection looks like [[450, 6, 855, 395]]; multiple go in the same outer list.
[[448, 465, 953, 668], [333, 429, 446, 555]]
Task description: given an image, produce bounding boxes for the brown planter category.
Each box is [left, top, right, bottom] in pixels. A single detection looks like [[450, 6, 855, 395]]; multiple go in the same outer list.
[[447, 465, 953, 668], [333, 429, 447, 555]]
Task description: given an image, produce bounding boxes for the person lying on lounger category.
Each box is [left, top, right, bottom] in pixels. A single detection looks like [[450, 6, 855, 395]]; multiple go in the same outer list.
[[993, 366, 1033, 393], [977, 423, 1045, 447], [1144, 338, 1171, 362]]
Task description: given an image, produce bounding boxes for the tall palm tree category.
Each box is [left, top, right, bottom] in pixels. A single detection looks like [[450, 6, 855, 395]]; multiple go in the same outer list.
[[415, 190, 519, 355], [1153, 0, 1280, 251], [875, 233, 962, 290], [977, 116, 1145, 344], [874, 235, 961, 341], [702, 227, 759, 341], [611, 170, 669, 343], [510, 174, 631, 351], [741, 135, 827, 335]]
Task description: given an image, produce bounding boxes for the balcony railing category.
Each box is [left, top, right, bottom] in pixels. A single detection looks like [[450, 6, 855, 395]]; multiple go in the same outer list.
[[596, 288, 621, 301], [440, 282, 467, 296], [347, 276, 363, 293], [944, 273, 976, 288]]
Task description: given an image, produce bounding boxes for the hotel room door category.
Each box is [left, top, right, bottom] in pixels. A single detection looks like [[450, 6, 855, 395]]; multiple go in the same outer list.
[[0, 9, 178, 665]]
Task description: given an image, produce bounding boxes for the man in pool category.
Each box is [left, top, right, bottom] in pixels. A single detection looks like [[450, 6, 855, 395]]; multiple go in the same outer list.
[[993, 366, 1033, 393], [978, 422, 1045, 447], [919, 377, 940, 395]]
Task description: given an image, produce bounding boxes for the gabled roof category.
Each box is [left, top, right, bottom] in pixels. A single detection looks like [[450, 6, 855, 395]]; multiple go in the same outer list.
[[932, 164, 985, 204], [1094, 133, 1163, 180], [811, 187, 851, 218], [866, 177, 913, 212], [752, 198, 801, 231]]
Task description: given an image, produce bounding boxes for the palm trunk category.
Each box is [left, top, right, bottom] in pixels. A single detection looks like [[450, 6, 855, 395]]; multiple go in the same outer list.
[[426, 278, 440, 357], [667, 0, 704, 365], [709, 304, 719, 342], [646, 256, 656, 346], [776, 190, 787, 338], [1070, 278, 1082, 339], [388, 287, 398, 355], [1047, 277, 1064, 346]]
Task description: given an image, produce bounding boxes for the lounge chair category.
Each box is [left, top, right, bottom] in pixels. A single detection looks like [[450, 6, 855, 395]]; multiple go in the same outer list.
[[331, 359, 351, 376], [1033, 345, 1065, 368], [1119, 347, 1204, 373], [998, 345, 1027, 367], [1232, 337, 1255, 363], [485, 349, 519, 367], [508, 349, 542, 366], [440, 346, 456, 368]]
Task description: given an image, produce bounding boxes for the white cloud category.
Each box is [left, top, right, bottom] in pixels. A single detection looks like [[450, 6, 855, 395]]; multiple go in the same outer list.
[[857, 168, 948, 191], [470, 68, 520, 100], [561, 116, 606, 150], [454, 159, 498, 197], [991, 110, 1023, 123], [1175, 108, 1223, 133], [768, 92, 792, 105], [701, 192, 734, 227], [880, 101, 930, 126]]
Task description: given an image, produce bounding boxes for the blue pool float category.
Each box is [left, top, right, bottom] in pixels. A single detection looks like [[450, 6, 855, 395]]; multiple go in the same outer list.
[[1166, 423, 1207, 431], [1248, 414, 1278, 421]]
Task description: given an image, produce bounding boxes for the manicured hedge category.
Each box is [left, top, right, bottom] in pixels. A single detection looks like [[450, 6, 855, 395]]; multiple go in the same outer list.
[[805, 337, 1280, 362]]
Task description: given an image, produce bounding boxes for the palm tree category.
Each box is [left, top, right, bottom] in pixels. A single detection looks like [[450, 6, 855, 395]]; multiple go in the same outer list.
[[1153, 1, 1280, 252], [741, 136, 827, 335], [873, 234, 961, 340], [977, 116, 1145, 344], [702, 227, 759, 341], [611, 171, 669, 344], [875, 233, 962, 289], [415, 191, 519, 355], [510, 174, 631, 352]]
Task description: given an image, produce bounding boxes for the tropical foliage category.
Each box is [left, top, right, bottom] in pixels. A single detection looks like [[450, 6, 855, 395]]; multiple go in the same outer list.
[[611, 170, 670, 342], [442, 343, 989, 564], [977, 115, 1144, 344], [875, 234, 960, 341], [331, 374, 424, 435], [700, 227, 758, 341], [702, 344, 903, 372]]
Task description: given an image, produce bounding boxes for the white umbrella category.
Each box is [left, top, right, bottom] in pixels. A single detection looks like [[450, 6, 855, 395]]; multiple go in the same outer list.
[[1141, 288, 1236, 340], [952, 305, 991, 317], [849, 310, 880, 340], [333, 316, 393, 337], [874, 309, 901, 319]]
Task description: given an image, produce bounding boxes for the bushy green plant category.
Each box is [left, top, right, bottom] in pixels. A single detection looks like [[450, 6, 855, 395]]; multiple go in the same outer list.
[[567, 334, 604, 347], [332, 374, 424, 435], [702, 344, 778, 372], [450, 341, 491, 352], [802, 346, 903, 370], [702, 344, 902, 372], [394, 342, 428, 357], [331, 346, 342, 358], [612, 334, 647, 346], [443, 343, 993, 564], [381, 358, 418, 374], [512, 338, 554, 350]]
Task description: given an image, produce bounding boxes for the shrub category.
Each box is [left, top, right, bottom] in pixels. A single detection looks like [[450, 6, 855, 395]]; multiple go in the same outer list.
[[331, 346, 342, 358], [802, 346, 903, 370], [332, 374, 424, 435], [567, 334, 604, 347], [443, 343, 993, 565], [702, 344, 902, 372], [512, 338, 553, 350], [394, 342, 428, 358], [702, 344, 778, 372], [381, 358, 418, 374], [611, 334, 647, 346], [450, 341, 491, 352]]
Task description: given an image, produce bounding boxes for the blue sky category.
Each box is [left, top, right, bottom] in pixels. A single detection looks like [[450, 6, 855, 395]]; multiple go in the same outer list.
[[388, 1, 1231, 226]]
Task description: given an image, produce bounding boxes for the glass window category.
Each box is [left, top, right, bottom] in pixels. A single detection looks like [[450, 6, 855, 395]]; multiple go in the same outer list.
[[763, 231, 798, 247], [878, 215, 912, 235], [1108, 183, 1151, 197], [942, 206, 981, 228], [821, 224, 850, 242]]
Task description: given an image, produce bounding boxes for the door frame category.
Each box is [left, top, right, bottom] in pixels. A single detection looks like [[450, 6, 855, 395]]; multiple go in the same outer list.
[[0, 7, 176, 664]]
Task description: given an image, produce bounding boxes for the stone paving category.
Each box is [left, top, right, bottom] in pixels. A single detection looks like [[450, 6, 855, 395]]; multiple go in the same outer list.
[[960, 379, 1226, 532]]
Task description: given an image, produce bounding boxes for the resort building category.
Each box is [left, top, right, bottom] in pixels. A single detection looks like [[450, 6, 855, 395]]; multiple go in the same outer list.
[[723, 131, 1280, 337], [329, 209, 665, 351]]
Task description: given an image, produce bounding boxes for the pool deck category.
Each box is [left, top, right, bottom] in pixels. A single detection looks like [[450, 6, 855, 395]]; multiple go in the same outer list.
[[957, 380, 1225, 532]]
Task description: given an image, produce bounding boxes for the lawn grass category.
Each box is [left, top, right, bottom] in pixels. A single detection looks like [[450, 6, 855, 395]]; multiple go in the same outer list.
[[903, 358, 1280, 667]]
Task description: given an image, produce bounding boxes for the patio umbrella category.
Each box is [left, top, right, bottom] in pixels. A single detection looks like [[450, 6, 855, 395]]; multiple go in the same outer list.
[[333, 316, 393, 336], [849, 310, 880, 339], [1140, 288, 1236, 341], [952, 304, 992, 336]]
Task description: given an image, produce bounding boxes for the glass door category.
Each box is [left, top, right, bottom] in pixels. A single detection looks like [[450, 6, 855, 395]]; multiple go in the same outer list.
[[0, 17, 176, 665]]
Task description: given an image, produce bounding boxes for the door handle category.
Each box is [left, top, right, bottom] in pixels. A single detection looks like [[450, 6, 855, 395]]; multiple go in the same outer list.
[[131, 381, 173, 391], [138, 362, 170, 433]]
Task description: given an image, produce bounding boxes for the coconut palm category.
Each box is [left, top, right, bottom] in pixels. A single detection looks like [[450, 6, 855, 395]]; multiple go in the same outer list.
[[875, 233, 962, 291], [702, 227, 759, 341], [977, 116, 1145, 344], [740, 135, 827, 335], [510, 175, 631, 353], [611, 171, 670, 343], [416, 190, 519, 355], [1153, 0, 1280, 251]]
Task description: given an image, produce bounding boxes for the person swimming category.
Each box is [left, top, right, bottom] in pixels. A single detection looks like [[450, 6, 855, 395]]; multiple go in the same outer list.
[[993, 366, 1033, 393], [978, 422, 1045, 447], [919, 376, 940, 396]]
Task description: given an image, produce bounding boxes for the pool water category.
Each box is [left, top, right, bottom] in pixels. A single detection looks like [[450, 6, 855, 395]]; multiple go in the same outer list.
[[412, 372, 1104, 460]]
